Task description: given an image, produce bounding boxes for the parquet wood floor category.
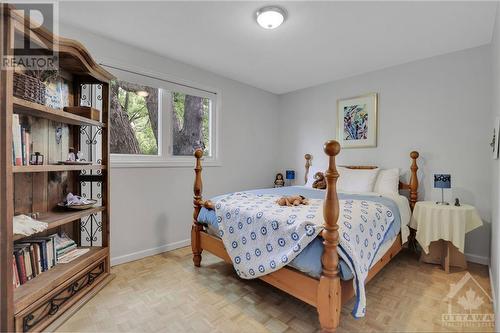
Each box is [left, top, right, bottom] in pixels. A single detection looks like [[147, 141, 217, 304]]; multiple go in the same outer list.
[[56, 247, 494, 333]]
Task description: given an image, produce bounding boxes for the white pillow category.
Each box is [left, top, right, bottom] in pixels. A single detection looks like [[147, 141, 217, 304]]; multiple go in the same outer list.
[[374, 168, 400, 195], [305, 166, 324, 187], [337, 167, 379, 193]]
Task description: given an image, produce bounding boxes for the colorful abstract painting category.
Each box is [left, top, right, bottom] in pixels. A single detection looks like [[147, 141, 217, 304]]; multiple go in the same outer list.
[[337, 93, 377, 148], [343, 104, 368, 140]]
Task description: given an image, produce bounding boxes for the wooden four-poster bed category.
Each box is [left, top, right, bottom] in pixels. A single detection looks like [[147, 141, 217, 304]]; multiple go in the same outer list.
[[190, 140, 419, 332]]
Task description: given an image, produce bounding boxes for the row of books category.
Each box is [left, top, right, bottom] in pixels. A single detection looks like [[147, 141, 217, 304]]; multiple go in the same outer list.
[[13, 233, 77, 288], [12, 114, 31, 166]]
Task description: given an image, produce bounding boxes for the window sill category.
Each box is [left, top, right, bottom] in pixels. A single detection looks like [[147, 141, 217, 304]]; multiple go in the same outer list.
[[110, 159, 221, 168]]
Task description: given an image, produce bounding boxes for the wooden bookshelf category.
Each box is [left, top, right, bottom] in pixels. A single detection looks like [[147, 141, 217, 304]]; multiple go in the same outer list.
[[1, 5, 115, 332], [13, 97, 105, 128], [13, 207, 106, 241], [13, 164, 106, 173]]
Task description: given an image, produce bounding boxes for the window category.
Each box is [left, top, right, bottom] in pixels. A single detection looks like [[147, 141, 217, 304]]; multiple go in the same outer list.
[[106, 64, 219, 167], [110, 80, 159, 155], [171, 92, 212, 157]]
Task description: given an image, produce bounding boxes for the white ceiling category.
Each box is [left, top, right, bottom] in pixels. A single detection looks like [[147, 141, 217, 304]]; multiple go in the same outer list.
[[60, 1, 497, 94]]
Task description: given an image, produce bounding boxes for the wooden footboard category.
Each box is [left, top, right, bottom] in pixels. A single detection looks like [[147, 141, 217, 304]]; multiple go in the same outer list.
[[198, 229, 403, 307], [191, 140, 419, 333]]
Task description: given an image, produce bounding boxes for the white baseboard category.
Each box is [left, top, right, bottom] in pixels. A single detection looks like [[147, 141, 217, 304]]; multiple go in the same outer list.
[[109, 241, 490, 267], [465, 253, 490, 265], [110, 239, 190, 266]]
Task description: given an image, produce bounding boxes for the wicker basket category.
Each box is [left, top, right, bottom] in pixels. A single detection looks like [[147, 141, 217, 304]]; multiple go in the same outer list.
[[13, 72, 46, 105]]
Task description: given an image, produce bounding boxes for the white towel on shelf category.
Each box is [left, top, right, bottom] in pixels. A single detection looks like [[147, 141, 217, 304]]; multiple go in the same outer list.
[[13, 214, 48, 236]]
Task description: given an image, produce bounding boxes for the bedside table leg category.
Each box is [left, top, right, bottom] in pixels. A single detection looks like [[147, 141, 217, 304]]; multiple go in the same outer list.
[[442, 240, 451, 273]]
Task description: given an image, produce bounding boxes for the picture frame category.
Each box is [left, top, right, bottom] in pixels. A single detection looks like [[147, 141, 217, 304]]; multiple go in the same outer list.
[[492, 117, 500, 159], [337, 93, 378, 148]]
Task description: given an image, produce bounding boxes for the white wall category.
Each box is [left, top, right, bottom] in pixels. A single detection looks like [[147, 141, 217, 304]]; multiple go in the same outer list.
[[59, 24, 281, 265], [60, 22, 493, 268], [490, 3, 500, 327], [278, 46, 492, 263]]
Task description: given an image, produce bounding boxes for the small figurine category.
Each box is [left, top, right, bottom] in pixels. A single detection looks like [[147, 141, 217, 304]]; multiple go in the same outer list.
[[30, 152, 44, 165], [454, 198, 461, 207], [312, 172, 327, 189], [274, 173, 285, 188], [55, 127, 63, 144], [67, 148, 84, 162], [67, 147, 76, 162]]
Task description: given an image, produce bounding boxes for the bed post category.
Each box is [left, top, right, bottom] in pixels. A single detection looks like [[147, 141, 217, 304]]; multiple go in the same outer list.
[[317, 140, 341, 333], [409, 151, 419, 211], [305, 154, 312, 184], [192, 149, 204, 267], [407, 151, 419, 251]]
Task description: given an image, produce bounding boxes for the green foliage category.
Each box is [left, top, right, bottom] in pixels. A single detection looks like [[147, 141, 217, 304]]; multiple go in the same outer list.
[[118, 87, 158, 155], [172, 92, 211, 155], [114, 82, 211, 156]]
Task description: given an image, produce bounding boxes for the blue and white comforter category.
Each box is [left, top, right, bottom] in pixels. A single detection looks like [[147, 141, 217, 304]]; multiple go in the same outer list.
[[214, 191, 396, 318], [215, 192, 324, 278], [336, 199, 395, 317]]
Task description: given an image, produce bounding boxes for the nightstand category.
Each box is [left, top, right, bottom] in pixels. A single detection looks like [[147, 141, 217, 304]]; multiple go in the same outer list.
[[409, 201, 483, 273]]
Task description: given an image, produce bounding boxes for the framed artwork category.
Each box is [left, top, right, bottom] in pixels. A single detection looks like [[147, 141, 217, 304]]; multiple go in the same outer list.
[[492, 117, 500, 159], [337, 93, 378, 148]]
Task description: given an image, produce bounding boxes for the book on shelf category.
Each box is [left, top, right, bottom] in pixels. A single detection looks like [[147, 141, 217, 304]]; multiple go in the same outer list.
[[14, 244, 34, 281], [32, 242, 41, 276], [12, 255, 20, 288], [46, 235, 56, 269], [12, 114, 22, 166], [11, 114, 32, 166], [13, 245, 28, 284], [33, 235, 56, 269], [13, 248, 25, 284], [21, 127, 25, 166], [23, 129, 30, 166], [27, 239, 48, 272], [58, 248, 90, 264]]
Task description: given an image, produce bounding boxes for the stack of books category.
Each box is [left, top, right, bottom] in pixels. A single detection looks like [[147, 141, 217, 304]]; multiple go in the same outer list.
[[54, 233, 77, 261], [13, 233, 81, 288], [11, 114, 31, 166], [13, 235, 56, 287]]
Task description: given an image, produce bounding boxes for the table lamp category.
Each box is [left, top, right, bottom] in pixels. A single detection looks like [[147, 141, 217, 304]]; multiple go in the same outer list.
[[286, 170, 295, 186], [434, 174, 451, 205]]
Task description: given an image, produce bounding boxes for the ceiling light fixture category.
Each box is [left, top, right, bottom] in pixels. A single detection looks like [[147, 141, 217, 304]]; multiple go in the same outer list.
[[255, 6, 287, 30]]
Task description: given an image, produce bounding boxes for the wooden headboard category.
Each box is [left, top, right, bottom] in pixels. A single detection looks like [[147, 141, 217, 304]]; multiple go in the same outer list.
[[304, 151, 420, 210]]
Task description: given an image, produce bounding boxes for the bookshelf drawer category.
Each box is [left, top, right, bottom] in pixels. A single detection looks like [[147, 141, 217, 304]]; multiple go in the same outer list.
[[14, 257, 108, 333]]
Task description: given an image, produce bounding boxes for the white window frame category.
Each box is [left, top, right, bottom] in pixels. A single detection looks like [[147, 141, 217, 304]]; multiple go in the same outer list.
[[102, 61, 221, 168]]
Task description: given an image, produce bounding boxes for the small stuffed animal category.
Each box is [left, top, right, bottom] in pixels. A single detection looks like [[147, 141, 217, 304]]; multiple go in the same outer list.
[[312, 172, 327, 189], [276, 195, 309, 206]]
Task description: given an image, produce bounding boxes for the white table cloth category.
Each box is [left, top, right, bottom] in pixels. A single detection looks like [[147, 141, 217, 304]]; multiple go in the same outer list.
[[409, 201, 483, 254]]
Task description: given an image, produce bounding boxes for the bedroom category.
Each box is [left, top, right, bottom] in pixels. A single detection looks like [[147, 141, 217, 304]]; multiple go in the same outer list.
[[0, 1, 499, 332]]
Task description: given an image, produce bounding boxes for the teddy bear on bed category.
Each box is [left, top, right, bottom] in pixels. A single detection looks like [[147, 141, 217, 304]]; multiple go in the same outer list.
[[276, 195, 309, 206], [312, 171, 327, 189]]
